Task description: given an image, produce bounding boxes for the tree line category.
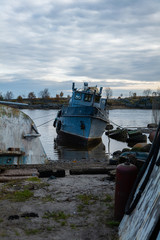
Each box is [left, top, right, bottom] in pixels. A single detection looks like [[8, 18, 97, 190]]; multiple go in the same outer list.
[[0, 88, 66, 101], [0, 87, 160, 101], [105, 87, 160, 99]]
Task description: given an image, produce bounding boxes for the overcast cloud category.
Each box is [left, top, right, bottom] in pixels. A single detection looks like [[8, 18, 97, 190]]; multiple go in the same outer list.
[[0, 0, 160, 97]]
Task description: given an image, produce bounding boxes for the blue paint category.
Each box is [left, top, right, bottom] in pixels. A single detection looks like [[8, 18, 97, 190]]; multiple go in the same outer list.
[[0, 156, 27, 165], [0, 156, 15, 165]]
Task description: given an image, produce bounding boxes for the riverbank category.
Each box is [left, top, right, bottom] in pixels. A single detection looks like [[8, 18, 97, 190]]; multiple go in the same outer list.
[[1, 93, 160, 110], [0, 163, 118, 240], [2, 95, 160, 110]]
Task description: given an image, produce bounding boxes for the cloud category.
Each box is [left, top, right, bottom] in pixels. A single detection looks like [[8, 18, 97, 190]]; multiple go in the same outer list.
[[0, 0, 160, 97]]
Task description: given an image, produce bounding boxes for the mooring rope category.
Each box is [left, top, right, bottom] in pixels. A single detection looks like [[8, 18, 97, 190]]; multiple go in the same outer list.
[[33, 113, 54, 120], [37, 118, 55, 128], [109, 120, 123, 129]]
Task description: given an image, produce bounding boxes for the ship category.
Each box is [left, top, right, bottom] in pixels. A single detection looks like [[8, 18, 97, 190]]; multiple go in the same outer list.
[[54, 82, 108, 146]]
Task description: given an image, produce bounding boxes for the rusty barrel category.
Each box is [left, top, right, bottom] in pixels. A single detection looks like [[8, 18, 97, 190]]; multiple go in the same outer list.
[[114, 162, 138, 221]]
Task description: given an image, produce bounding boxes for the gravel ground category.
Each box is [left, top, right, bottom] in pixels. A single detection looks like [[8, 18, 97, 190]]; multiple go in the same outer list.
[[0, 173, 119, 240]]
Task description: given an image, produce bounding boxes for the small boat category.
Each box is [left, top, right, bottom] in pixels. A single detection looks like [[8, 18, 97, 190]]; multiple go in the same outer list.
[[54, 82, 108, 146], [128, 129, 142, 137], [127, 134, 147, 147], [127, 129, 147, 147], [105, 128, 128, 142]]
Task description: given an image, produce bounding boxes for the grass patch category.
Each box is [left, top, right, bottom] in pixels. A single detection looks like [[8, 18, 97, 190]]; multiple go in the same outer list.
[[24, 229, 42, 235], [106, 203, 114, 209], [0, 179, 48, 196], [77, 204, 85, 212], [26, 177, 41, 182], [0, 179, 50, 201], [106, 220, 120, 227], [46, 226, 53, 231], [70, 223, 77, 229], [103, 194, 112, 203], [11, 189, 33, 202], [77, 204, 91, 216], [41, 195, 55, 203], [76, 194, 98, 215], [0, 189, 33, 202], [43, 211, 70, 222], [61, 221, 66, 226], [1, 180, 23, 193], [77, 194, 98, 205], [2, 180, 22, 188], [14, 230, 20, 236]]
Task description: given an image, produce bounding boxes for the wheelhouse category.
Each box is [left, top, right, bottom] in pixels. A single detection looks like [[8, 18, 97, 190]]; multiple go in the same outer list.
[[70, 82, 106, 109]]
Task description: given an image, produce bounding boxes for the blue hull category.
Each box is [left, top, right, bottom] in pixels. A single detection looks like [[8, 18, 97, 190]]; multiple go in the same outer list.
[[55, 106, 107, 144]]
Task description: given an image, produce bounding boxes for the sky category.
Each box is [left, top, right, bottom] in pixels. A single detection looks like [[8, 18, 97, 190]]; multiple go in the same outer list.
[[0, 0, 160, 98]]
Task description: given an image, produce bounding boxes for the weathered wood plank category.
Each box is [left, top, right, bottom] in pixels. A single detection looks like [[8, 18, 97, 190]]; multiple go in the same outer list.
[[119, 153, 160, 240]]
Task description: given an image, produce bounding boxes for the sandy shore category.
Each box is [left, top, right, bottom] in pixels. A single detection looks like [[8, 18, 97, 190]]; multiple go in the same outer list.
[[0, 169, 118, 240]]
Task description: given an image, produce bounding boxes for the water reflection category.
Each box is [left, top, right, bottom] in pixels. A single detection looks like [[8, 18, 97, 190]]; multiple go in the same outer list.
[[54, 137, 109, 162]]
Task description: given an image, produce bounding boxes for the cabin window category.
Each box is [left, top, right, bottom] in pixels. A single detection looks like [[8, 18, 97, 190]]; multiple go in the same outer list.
[[75, 92, 82, 100], [84, 94, 92, 102], [94, 95, 100, 103]]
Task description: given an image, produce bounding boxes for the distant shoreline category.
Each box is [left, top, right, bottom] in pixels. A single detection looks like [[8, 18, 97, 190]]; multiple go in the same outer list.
[[0, 102, 155, 110], [1, 95, 159, 110]]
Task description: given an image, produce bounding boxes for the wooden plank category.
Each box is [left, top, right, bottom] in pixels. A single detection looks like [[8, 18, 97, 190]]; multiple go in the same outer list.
[[0, 150, 25, 156], [0, 168, 39, 176]]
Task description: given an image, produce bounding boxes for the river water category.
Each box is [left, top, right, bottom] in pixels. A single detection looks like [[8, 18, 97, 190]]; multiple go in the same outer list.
[[22, 109, 153, 162]]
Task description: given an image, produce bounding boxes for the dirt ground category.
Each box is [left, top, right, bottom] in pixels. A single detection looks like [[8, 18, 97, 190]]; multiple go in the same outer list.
[[0, 172, 119, 240]]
